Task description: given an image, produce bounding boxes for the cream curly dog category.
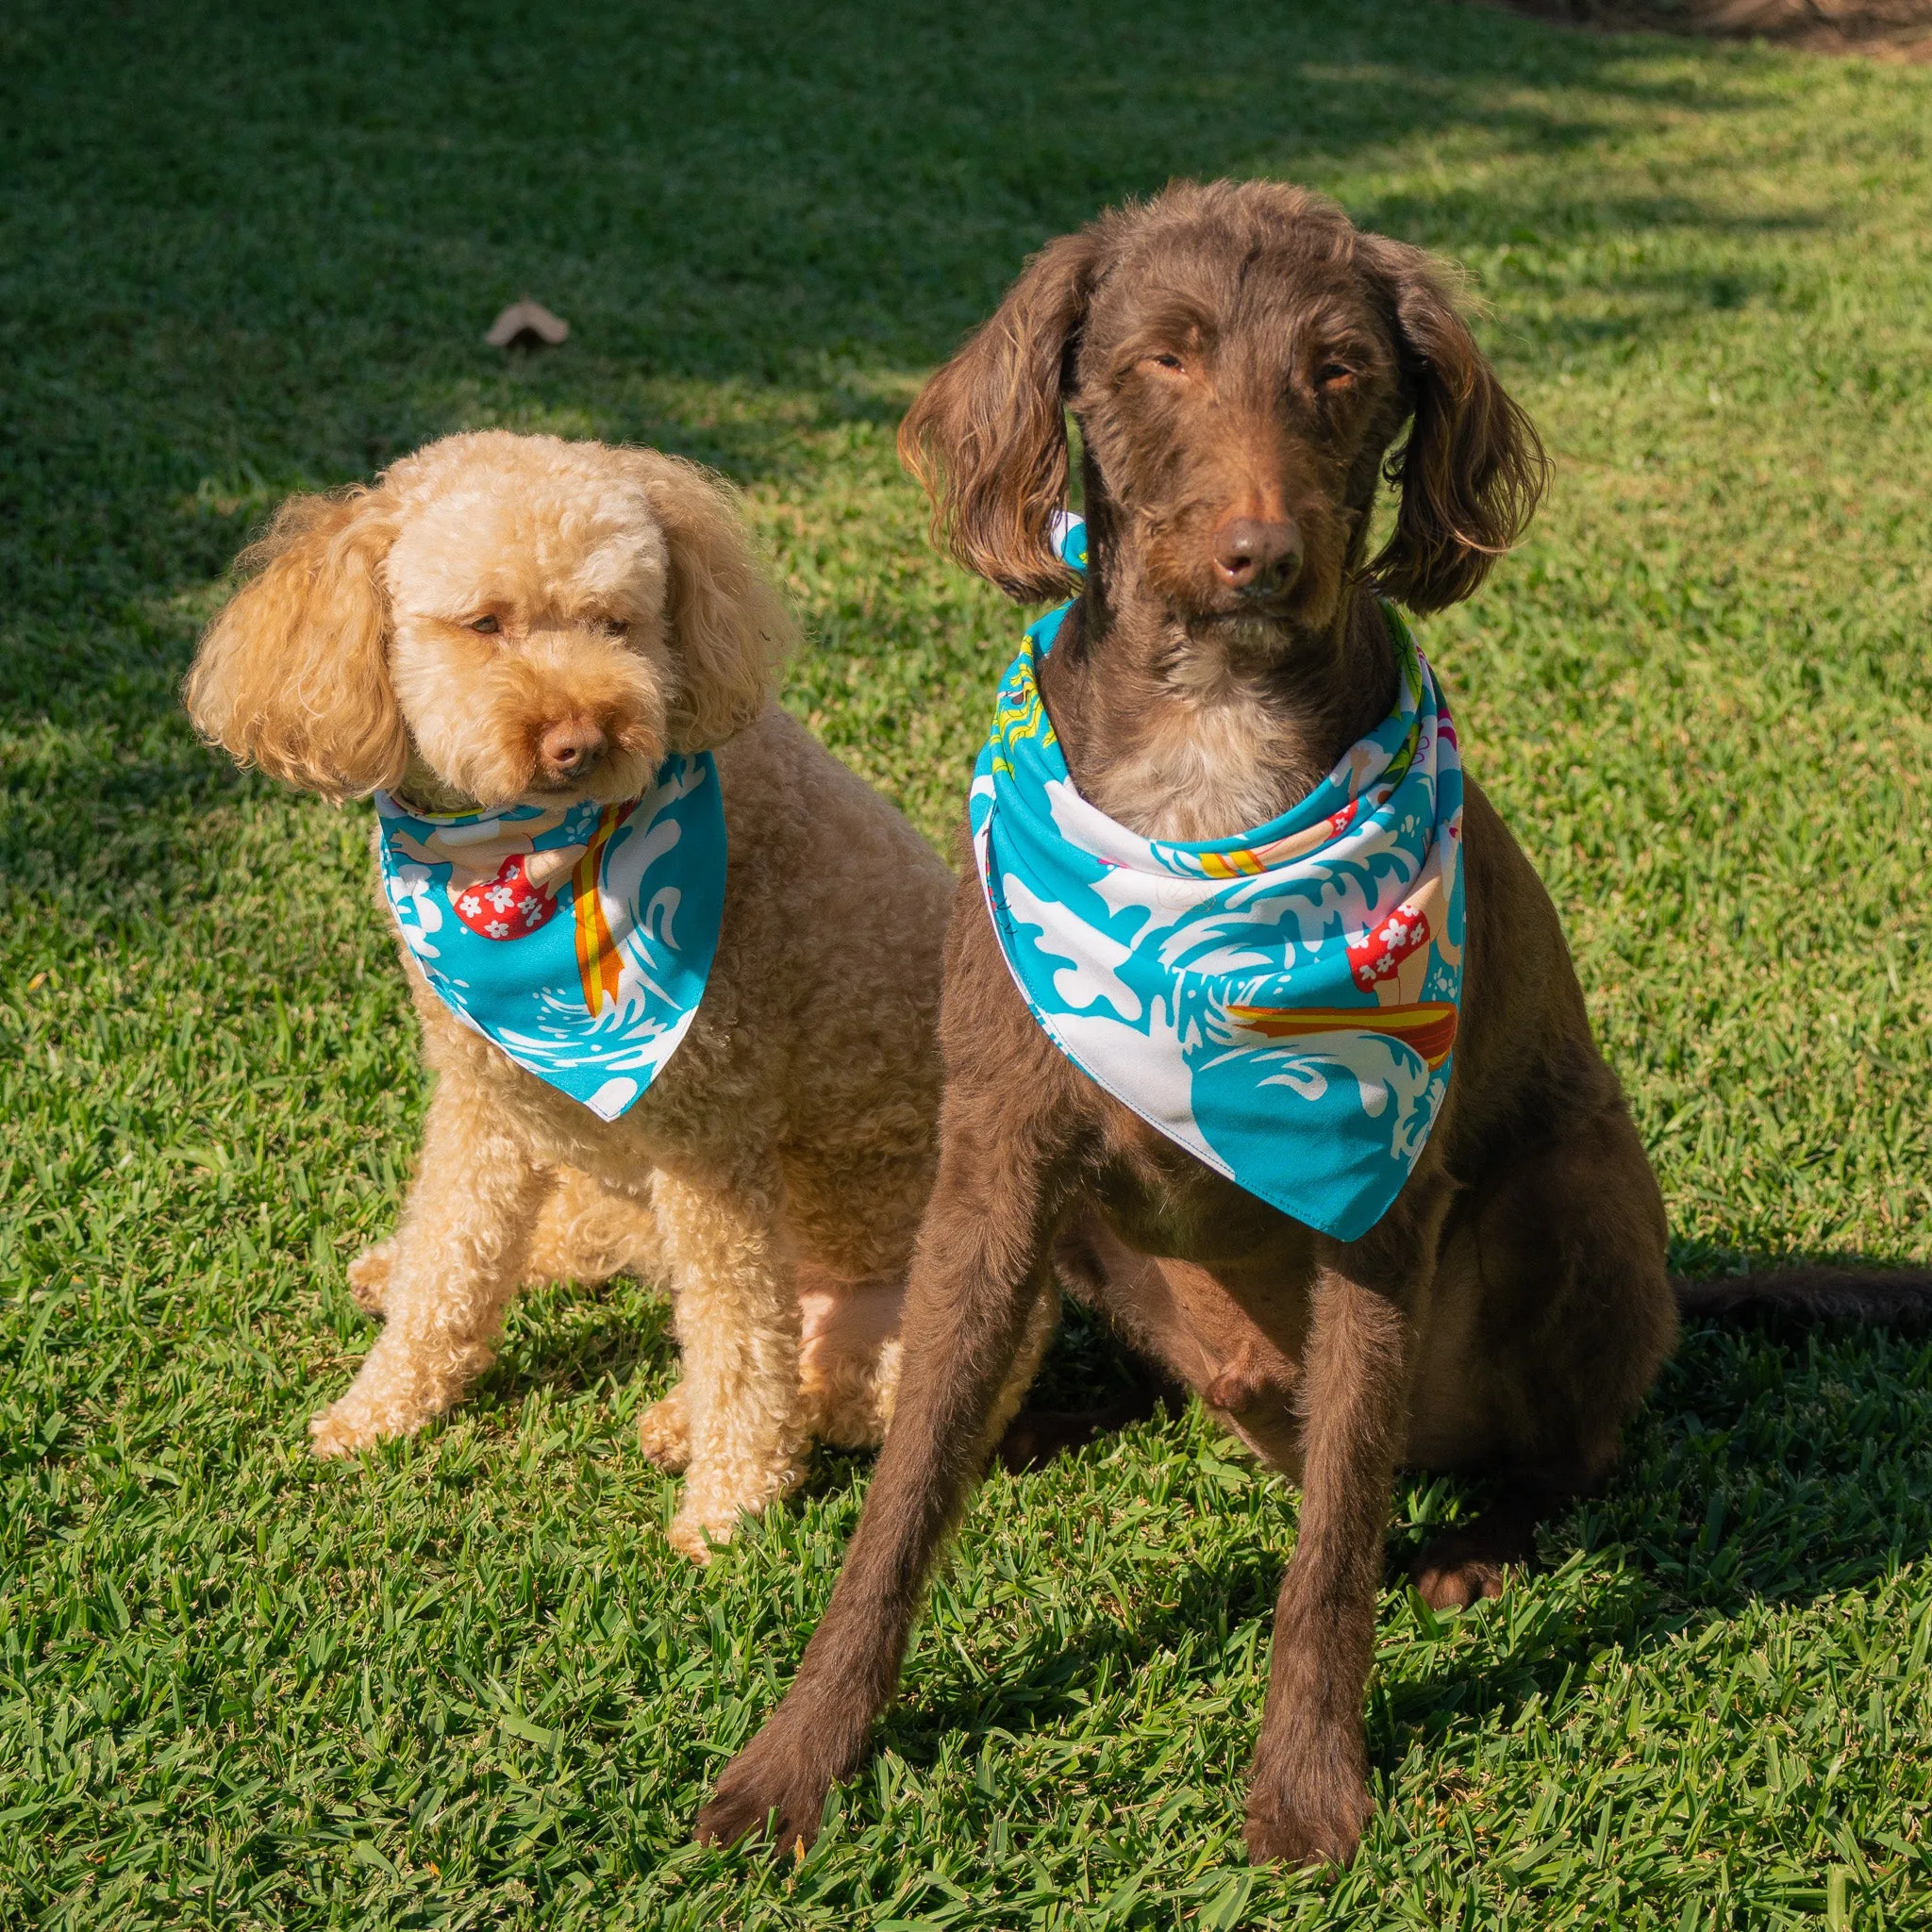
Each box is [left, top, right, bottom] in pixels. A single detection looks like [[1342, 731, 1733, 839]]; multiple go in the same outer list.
[[185, 430, 1044, 1558]]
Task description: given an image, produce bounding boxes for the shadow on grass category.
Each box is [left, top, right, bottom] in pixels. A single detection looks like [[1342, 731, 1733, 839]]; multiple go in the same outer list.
[[8, 0, 1825, 622], [461, 1276, 681, 1415], [3, 0, 1840, 933], [841, 1263, 1932, 1775]]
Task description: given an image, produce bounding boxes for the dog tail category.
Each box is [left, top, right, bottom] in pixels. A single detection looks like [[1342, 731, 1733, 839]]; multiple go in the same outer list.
[[1674, 1266, 1932, 1327]]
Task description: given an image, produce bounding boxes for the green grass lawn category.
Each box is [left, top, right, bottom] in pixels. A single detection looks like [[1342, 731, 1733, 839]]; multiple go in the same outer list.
[[4, 1, 1931, 1924]]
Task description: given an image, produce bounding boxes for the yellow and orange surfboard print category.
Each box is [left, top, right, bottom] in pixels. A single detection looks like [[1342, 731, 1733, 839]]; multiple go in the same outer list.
[[1224, 1000, 1459, 1072], [571, 803, 631, 1017]]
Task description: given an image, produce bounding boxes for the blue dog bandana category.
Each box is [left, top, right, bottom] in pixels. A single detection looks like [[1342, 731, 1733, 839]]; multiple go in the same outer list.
[[971, 517, 1465, 1241], [375, 755, 726, 1122]]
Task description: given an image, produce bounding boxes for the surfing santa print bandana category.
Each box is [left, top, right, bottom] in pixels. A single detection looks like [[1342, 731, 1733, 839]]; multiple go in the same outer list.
[[971, 516, 1465, 1242], [375, 754, 725, 1123]]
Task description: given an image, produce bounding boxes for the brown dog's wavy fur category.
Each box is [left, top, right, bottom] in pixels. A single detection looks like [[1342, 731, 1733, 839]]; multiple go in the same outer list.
[[897, 228, 1101, 605], [699, 178, 1931, 1872], [1356, 237, 1551, 613]]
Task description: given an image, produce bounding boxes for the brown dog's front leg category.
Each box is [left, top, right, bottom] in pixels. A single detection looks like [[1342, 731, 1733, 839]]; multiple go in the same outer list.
[[693, 1130, 1060, 1856], [1243, 1265, 1413, 1867]]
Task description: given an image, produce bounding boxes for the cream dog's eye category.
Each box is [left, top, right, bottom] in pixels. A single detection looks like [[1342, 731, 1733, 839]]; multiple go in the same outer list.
[[602, 619, 628, 639], [469, 614, 500, 634]]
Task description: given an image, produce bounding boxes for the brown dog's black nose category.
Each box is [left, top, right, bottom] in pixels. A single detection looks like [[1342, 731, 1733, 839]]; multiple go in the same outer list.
[[541, 719, 606, 776], [1212, 517, 1303, 595]]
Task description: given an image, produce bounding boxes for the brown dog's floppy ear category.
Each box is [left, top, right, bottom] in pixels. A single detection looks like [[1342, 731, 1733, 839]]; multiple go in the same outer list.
[[626, 452, 796, 751], [1363, 241, 1549, 615], [183, 488, 406, 802], [898, 227, 1103, 603]]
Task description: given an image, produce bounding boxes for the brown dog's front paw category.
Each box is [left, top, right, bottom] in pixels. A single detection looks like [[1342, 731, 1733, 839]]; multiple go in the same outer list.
[[1244, 1733, 1373, 1867], [695, 1726, 835, 1857], [1243, 1777, 1371, 1868]]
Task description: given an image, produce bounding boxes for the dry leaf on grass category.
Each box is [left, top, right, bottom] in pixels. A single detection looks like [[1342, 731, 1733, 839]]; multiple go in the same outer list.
[[485, 300, 571, 349]]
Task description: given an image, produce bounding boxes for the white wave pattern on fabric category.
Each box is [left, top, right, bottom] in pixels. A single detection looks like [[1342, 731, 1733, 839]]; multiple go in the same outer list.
[[375, 754, 725, 1121], [970, 515, 1465, 1241]]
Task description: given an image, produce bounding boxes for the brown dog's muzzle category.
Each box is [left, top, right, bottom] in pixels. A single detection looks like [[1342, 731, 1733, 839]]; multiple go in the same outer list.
[[539, 717, 607, 782], [1212, 516, 1304, 598]]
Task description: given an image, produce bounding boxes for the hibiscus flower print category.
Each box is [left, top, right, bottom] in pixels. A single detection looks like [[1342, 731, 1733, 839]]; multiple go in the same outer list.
[[448, 853, 564, 943]]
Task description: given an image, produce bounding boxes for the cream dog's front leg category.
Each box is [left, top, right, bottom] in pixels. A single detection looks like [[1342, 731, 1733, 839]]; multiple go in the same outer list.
[[649, 1159, 808, 1561], [312, 1078, 546, 1456]]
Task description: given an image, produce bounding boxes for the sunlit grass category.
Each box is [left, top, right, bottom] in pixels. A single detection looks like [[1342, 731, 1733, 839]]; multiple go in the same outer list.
[[3, 1, 1930, 1924]]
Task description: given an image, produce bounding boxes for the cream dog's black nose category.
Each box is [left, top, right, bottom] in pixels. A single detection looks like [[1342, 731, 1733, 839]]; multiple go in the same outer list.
[[541, 719, 605, 774]]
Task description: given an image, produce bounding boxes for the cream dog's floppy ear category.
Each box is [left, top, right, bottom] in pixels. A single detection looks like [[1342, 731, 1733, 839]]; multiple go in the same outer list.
[[624, 452, 795, 751], [184, 487, 406, 801]]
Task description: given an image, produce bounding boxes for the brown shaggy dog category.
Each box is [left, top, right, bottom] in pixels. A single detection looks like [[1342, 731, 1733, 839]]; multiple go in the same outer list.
[[696, 181, 1931, 1862], [183, 430, 1056, 1560]]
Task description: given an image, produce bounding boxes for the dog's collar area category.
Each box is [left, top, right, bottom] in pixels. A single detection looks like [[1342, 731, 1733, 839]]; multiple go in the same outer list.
[[388, 783, 467, 819], [375, 755, 726, 1121], [380, 785, 646, 826], [972, 525, 1465, 1241]]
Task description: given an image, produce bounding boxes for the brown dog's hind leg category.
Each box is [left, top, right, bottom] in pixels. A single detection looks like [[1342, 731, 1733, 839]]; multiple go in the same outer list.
[[1013, 1213, 1295, 1474], [993, 1364, 1185, 1472], [1407, 1100, 1674, 1613], [1408, 1475, 1570, 1611]]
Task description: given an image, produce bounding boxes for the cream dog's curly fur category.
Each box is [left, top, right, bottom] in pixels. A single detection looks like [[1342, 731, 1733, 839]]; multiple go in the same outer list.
[[184, 430, 1024, 1558]]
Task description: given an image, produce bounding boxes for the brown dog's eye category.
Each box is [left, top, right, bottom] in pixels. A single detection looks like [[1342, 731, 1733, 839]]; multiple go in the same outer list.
[[1315, 363, 1357, 391], [469, 615, 500, 634], [1146, 353, 1186, 374]]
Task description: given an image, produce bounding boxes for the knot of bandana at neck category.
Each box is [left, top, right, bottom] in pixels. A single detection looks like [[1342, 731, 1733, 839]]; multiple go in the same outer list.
[[375, 753, 726, 1123], [970, 516, 1465, 1242]]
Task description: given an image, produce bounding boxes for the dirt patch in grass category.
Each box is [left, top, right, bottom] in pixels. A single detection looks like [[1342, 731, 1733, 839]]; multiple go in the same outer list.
[[1494, 0, 1932, 58]]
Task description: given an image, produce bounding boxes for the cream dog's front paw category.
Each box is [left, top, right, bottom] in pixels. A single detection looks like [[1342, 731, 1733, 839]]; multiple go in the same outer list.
[[308, 1394, 435, 1458], [308, 1357, 449, 1458], [666, 1504, 731, 1564], [309, 1399, 392, 1458], [665, 1455, 808, 1563], [638, 1384, 691, 1472], [345, 1241, 395, 1315]]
